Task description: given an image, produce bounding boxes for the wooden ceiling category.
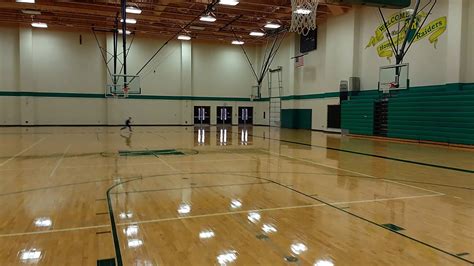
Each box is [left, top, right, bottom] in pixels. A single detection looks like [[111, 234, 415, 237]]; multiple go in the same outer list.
[[0, 0, 350, 44]]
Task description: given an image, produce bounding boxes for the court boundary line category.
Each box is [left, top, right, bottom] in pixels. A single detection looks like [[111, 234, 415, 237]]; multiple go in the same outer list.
[[250, 174, 472, 264], [238, 131, 474, 174], [0, 137, 46, 167], [0, 193, 446, 239], [105, 172, 471, 264], [111, 181, 271, 195], [0, 224, 109, 237], [49, 144, 71, 177], [263, 149, 445, 196], [115, 193, 443, 227], [106, 177, 143, 266], [0, 171, 362, 197]]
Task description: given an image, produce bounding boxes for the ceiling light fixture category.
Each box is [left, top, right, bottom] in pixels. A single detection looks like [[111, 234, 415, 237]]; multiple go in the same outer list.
[[294, 7, 312, 15], [178, 35, 192, 41], [126, 6, 142, 14], [120, 18, 137, 24], [232, 40, 244, 45], [249, 31, 265, 37], [118, 29, 132, 35], [200, 13, 216, 22], [16, 0, 35, 3], [264, 22, 281, 29], [219, 0, 239, 6], [21, 10, 41, 15], [31, 22, 47, 28]]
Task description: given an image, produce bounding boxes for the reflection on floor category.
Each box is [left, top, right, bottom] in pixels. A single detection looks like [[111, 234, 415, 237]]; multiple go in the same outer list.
[[0, 126, 472, 265]]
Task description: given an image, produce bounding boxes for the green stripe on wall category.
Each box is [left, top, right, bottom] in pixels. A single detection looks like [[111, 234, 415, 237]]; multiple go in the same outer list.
[[1, 83, 472, 101], [0, 91, 251, 101], [0, 90, 341, 101]]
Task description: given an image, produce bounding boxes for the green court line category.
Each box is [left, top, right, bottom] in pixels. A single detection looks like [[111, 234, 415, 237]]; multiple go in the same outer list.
[[102, 171, 473, 265], [254, 175, 473, 264], [119, 149, 185, 156], [242, 132, 474, 174]]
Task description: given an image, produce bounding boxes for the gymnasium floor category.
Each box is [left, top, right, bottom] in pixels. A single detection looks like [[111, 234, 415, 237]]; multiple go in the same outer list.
[[0, 126, 472, 265]]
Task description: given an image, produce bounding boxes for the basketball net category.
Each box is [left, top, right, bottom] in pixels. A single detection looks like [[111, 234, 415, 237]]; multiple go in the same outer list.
[[123, 86, 129, 98], [289, 0, 319, 36]]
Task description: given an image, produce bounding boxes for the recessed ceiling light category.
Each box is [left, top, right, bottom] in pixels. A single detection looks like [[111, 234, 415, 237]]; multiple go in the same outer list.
[[264, 22, 281, 29], [16, 0, 35, 3], [126, 6, 142, 14], [177, 35, 191, 41], [31, 22, 47, 28], [200, 14, 216, 22], [120, 18, 137, 24], [21, 10, 41, 15], [190, 26, 205, 30], [294, 8, 311, 15], [219, 0, 239, 6], [249, 31, 265, 37], [118, 29, 132, 35], [232, 40, 244, 45]]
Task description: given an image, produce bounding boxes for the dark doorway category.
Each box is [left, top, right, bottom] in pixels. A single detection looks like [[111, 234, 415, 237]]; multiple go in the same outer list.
[[194, 106, 211, 125], [327, 105, 341, 129], [238, 107, 253, 125], [217, 106, 232, 125]]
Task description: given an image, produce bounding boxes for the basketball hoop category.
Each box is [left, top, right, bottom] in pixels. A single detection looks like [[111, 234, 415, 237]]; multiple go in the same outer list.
[[289, 0, 319, 36], [123, 86, 129, 98]]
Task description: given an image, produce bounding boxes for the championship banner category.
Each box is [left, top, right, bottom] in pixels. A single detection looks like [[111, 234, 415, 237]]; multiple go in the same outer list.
[[366, 10, 447, 61]]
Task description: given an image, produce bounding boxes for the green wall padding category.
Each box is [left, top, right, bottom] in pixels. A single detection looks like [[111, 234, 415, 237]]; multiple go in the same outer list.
[[341, 90, 377, 135], [341, 84, 474, 145], [281, 109, 312, 129]]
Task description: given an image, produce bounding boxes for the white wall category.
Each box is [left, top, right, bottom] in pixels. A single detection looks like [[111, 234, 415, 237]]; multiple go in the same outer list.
[[0, 26, 259, 126], [33, 30, 106, 92], [0, 0, 471, 127], [464, 0, 474, 83], [0, 27, 19, 91], [192, 41, 256, 97]]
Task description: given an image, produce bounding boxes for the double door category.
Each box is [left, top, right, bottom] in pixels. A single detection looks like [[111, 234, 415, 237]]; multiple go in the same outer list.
[[217, 106, 232, 125], [194, 106, 211, 125], [238, 107, 253, 125]]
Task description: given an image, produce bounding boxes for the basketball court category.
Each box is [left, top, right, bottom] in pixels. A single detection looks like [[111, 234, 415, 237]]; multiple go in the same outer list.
[[0, 0, 473, 265]]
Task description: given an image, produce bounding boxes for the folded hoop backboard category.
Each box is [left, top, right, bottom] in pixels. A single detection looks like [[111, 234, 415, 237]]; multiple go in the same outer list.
[[289, 0, 319, 36], [105, 74, 141, 98]]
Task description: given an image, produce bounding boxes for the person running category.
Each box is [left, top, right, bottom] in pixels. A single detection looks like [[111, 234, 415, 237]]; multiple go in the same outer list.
[[121, 117, 133, 132]]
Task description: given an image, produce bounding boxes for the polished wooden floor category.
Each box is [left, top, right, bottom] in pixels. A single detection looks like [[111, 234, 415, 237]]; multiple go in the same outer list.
[[0, 126, 472, 265]]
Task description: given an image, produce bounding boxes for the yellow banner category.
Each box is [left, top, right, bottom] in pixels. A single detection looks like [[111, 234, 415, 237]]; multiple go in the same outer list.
[[413, 16, 447, 48], [375, 16, 447, 60], [366, 11, 426, 48]]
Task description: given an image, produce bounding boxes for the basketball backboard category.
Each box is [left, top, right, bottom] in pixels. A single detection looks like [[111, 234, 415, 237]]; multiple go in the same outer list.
[[379, 64, 409, 93]]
